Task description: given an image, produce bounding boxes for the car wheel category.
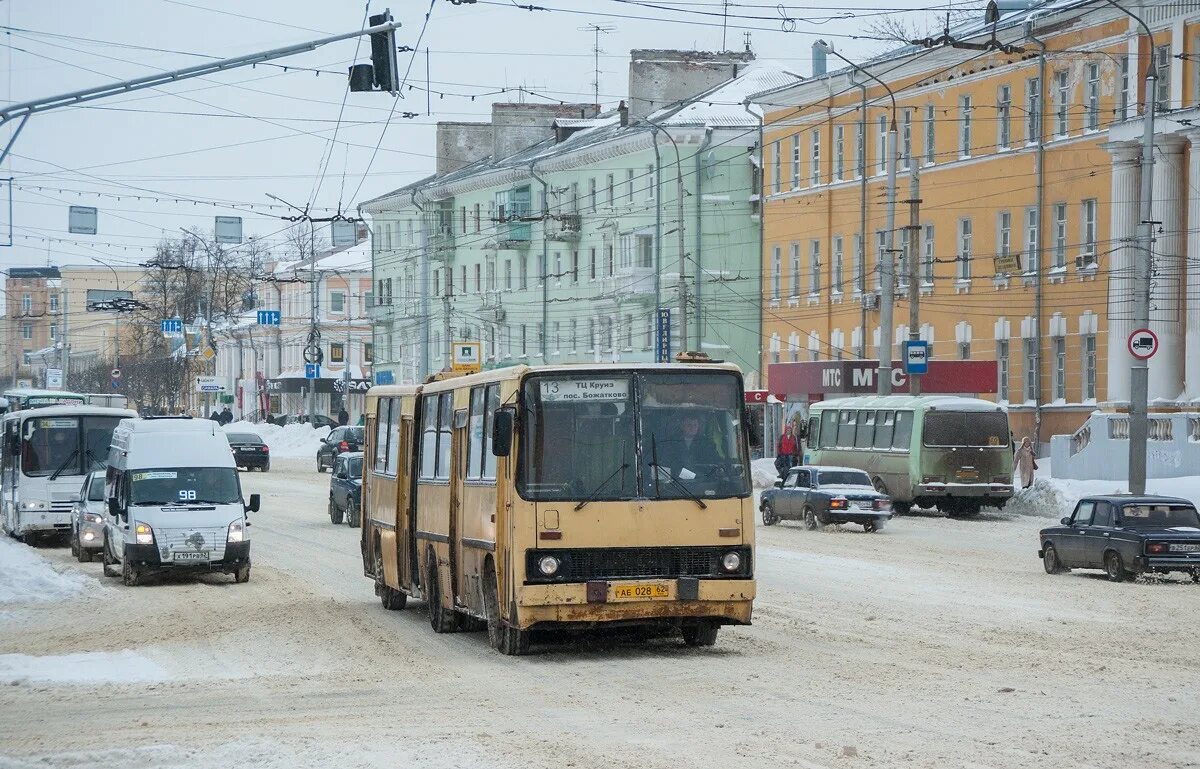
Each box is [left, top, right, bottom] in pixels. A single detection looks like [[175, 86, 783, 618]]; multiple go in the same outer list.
[[803, 506, 819, 531], [891, 501, 911, 516], [102, 535, 120, 578], [317, 459, 327, 473], [328, 497, 343, 525], [1042, 544, 1069, 574], [348, 501, 361, 528], [681, 622, 720, 647], [76, 536, 91, 563], [1192, 568, 1200, 584], [761, 503, 779, 526], [863, 520, 880, 533], [234, 565, 251, 584], [1104, 551, 1131, 582], [69, 530, 79, 558], [122, 557, 141, 587]]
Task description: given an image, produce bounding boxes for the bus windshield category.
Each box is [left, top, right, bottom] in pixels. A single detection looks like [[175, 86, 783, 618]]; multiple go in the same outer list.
[[519, 371, 749, 502], [21, 416, 124, 478], [922, 411, 1010, 448], [130, 468, 241, 506]]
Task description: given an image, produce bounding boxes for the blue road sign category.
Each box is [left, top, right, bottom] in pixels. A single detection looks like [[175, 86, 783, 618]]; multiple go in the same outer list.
[[903, 340, 930, 375], [305, 363, 320, 379], [257, 309, 281, 326], [374, 370, 394, 385], [655, 308, 671, 363], [160, 318, 183, 335]]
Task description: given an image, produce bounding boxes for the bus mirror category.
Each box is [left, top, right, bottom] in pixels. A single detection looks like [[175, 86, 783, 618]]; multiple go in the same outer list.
[[107, 498, 122, 518], [246, 494, 261, 513], [492, 408, 515, 457]]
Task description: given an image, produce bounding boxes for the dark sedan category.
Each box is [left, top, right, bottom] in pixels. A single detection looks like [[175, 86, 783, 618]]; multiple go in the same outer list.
[[329, 451, 363, 527], [226, 431, 270, 471], [317, 426, 364, 472], [1039, 495, 1200, 582], [760, 465, 892, 532]]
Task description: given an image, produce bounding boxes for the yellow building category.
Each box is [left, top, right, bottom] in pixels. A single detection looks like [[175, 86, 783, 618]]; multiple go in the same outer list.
[[753, 0, 1200, 443]]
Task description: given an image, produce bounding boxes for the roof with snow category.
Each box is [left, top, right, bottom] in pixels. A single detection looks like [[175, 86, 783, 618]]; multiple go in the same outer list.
[[273, 239, 370, 277]]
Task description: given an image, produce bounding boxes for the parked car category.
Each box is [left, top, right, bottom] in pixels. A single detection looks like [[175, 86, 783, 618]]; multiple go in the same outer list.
[[69, 471, 107, 562], [329, 451, 363, 527], [760, 465, 892, 532], [225, 431, 270, 472], [1039, 495, 1200, 582], [281, 414, 338, 430], [317, 426, 364, 472]]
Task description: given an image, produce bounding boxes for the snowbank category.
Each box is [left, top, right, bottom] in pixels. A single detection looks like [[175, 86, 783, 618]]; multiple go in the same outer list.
[[752, 457, 779, 489], [0, 538, 94, 604], [222, 421, 329, 459], [0, 650, 168, 685]]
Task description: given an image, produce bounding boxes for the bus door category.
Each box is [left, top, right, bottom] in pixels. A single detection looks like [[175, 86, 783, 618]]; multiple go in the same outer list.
[[450, 401, 468, 610]]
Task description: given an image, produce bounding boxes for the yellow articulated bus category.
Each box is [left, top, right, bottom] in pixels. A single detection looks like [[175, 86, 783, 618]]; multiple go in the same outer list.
[[360, 361, 756, 655]]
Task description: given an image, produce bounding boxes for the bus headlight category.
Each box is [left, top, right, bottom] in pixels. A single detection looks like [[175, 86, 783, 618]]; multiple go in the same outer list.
[[134, 523, 154, 545], [721, 551, 742, 573], [22, 500, 47, 511], [537, 555, 560, 576], [227, 520, 246, 543]]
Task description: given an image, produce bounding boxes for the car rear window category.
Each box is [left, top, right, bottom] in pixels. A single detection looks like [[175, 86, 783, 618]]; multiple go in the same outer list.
[[226, 433, 261, 444], [1120, 504, 1200, 528], [817, 470, 873, 488], [346, 427, 364, 441]]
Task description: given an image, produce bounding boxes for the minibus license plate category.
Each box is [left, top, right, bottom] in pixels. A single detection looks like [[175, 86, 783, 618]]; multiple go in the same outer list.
[[173, 551, 210, 562], [612, 582, 669, 600]]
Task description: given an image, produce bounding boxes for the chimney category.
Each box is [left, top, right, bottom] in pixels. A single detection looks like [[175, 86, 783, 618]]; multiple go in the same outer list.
[[627, 49, 755, 123], [435, 122, 492, 176], [490, 102, 598, 160], [618, 100, 629, 127], [811, 41, 827, 77]]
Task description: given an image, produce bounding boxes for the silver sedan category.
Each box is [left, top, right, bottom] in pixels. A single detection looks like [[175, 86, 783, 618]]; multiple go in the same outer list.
[[69, 471, 107, 562]]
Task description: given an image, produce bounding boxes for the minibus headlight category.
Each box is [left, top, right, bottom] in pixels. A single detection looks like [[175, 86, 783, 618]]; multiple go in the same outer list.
[[134, 523, 154, 545], [82, 512, 104, 524], [721, 551, 742, 573], [227, 520, 246, 543], [537, 555, 560, 576], [22, 500, 47, 511]]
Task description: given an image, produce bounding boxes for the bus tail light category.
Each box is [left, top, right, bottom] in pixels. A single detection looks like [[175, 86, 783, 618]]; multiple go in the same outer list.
[[829, 498, 848, 510], [1146, 542, 1169, 555]]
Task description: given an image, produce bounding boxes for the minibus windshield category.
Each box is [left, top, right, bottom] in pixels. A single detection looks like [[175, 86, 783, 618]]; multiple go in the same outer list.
[[130, 467, 241, 506]]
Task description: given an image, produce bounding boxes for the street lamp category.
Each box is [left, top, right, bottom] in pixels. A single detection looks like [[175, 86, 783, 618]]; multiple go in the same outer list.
[[89, 258, 120, 369], [816, 40, 899, 395]]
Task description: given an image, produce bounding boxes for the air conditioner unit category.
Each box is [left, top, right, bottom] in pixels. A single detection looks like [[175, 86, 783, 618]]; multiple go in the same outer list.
[[1075, 254, 1094, 269]]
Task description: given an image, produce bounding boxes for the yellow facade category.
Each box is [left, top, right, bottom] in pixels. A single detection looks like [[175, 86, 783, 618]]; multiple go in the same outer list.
[[755, 7, 1180, 441]]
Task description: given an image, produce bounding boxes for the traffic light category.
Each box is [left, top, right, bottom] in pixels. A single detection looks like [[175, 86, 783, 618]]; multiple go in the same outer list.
[[348, 10, 399, 94]]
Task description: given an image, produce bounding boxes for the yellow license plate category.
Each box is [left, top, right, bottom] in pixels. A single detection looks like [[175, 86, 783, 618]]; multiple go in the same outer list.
[[612, 582, 671, 601]]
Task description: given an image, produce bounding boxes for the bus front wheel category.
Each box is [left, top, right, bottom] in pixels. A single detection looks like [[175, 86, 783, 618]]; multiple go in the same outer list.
[[483, 564, 529, 655], [682, 621, 719, 647], [425, 552, 460, 634]]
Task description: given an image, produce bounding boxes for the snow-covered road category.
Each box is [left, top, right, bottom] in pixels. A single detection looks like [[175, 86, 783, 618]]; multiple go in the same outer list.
[[1, 460, 1198, 769]]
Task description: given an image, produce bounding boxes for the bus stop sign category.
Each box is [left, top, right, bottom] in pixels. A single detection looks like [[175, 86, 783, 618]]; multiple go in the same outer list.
[[903, 340, 929, 375]]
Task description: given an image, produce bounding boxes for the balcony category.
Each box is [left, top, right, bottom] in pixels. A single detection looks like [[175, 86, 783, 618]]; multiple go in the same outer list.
[[548, 213, 582, 242], [477, 291, 506, 323], [497, 219, 532, 250], [600, 266, 656, 299]]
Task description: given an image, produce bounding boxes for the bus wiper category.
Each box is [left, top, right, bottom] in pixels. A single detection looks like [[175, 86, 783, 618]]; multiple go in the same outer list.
[[48, 449, 79, 481], [574, 463, 630, 511], [647, 436, 707, 510]]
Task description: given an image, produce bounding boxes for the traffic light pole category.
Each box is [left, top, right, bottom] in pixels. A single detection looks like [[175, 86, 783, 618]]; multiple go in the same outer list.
[[0, 18, 402, 165]]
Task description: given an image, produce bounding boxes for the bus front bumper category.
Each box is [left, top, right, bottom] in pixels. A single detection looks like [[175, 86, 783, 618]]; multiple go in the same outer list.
[[517, 578, 755, 628]]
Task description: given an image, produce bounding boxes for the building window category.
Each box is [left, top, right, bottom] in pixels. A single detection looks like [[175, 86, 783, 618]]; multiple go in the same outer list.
[[771, 246, 782, 301], [486, 262, 495, 291], [997, 339, 1010, 401], [853, 234, 864, 293], [50, 325, 59, 341], [959, 95, 972, 156], [570, 251, 579, 283], [587, 318, 596, 352], [1054, 69, 1069, 136], [809, 240, 821, 295], [900, 109, 912, 170], [923, 224, 935, 283], [790, 133, 801, 189], [606, 173, 614, 206], [330, 343, 345, 363], [770, 333, 781, 364], [832, 236, 844, 294], [625, 169, 634, 201], [330, 290, 345, 313], [1080, 199, 1097, 264], [1156, 44, 1171, 112], [1026, 77, 1041, 143], [473, 203, 481, 232], [957, 218, 973, 280], [22, 350, 31, 366], [772, 140, 782, 194], [788, 333, 799, 362], [1023, 337, 1038, 401], [553, 252, 562, 286], [924, 105, 935, 164], [1053, 203, 1067, 268], [997, 84, 1011, 149], [856, 121, 866, 178], [519, 257, 528, 290], [877, 115, 888, 174], [834, 125, 845, 181], [958, 341, 971, 360], [21, 323, 32, 340], [1083, 334, 1096, 400], [461, 206, 467, 234], [21, 294, 31, 313], [997, 210, 1012, 263], [1024, 208, 1039, 273], [789, 243, 801, 298], [587, 248, 597, 280], [364, 343, 374, 362], [1053, 336, 1066, 400], [810, 128, 821, 185], [605, 245, 614, 277], [49, 294, 58, 313], [645, 166, 654, 200], [1085, 63, 1100, 130], [505, 259, 513, 290]]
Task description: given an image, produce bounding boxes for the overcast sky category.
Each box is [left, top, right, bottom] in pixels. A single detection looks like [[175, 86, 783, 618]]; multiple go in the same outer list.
[[0, 0, 973, 275]]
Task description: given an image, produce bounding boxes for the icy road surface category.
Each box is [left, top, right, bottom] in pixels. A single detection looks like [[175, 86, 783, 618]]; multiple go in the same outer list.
[[1, 459, 1198, 769]]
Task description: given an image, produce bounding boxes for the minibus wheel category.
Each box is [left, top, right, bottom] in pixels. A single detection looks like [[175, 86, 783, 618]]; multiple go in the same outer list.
[[122, 558, 141, 587], [234, 564, 251, 583], [101, 535, 120, 578]]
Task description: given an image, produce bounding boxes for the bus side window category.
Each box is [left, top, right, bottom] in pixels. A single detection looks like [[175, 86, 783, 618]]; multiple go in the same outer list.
[[467, 387, 484, 480], [385, 400, 400, 476], [419, 397, 438, 480], [892, 411, 913, 450], [854, 409, 875, 449], [374, 398, 391, 473], [873, 410, 895, 449], [806, 416, 819, 447], [436, 393, 453, 480], [836, 410, 856, 447], [482, 384, 500, 480], [819, 410, 838, 449]]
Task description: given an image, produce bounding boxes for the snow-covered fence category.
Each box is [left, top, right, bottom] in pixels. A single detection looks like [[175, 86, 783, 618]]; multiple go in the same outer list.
[[1051, 411, 1200, 480]]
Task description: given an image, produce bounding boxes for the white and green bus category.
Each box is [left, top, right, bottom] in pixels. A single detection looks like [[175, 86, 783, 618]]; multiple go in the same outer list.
[[804, 395, 1014, 517]]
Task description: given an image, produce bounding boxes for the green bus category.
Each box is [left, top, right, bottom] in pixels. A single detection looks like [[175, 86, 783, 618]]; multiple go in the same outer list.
[[804, 395, 1014, 517]]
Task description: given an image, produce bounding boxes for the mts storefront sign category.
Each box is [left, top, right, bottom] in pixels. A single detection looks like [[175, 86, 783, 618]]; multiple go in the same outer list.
[[768, 360, 998, 397]]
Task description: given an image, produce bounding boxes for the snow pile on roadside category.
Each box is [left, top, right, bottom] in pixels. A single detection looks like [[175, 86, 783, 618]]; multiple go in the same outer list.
[[751, 457, 779, 488], [0, 650, 168, 685], [222, 421, 328, 458], [1006, 476, 1129, 518], [0, 538, 94, 604]]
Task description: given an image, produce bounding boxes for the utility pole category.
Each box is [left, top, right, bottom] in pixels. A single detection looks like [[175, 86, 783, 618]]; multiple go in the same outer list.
[[442, 267, 452, 371], [905, 168, 922, 396]]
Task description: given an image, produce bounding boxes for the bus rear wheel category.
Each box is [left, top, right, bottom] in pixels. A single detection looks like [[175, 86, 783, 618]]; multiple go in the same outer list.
[[425, 553, 460, 633], [375, 542, 407, 610], [483, 565, 529, 655]]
